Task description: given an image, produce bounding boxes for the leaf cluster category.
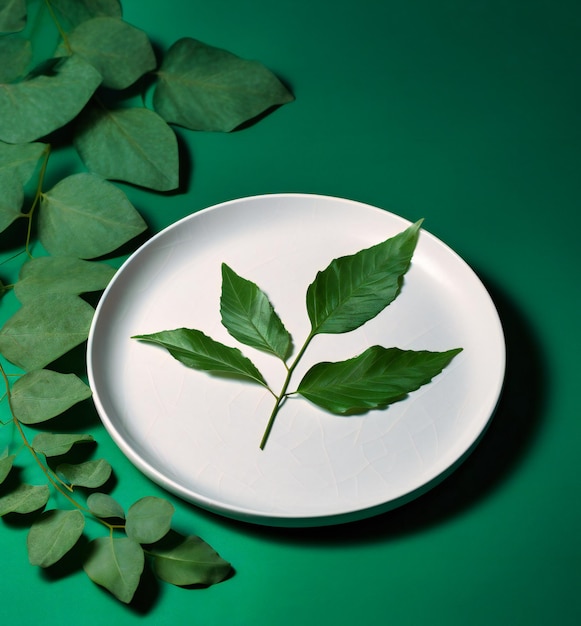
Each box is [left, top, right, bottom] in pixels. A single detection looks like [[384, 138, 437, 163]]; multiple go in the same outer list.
[[134, 221, 463, 449], [1, 0, 293, 605]]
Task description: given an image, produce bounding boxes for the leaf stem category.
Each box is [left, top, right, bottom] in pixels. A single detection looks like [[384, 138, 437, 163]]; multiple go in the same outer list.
[[22, 144, 51, 257], [259, 332, 314, 450]]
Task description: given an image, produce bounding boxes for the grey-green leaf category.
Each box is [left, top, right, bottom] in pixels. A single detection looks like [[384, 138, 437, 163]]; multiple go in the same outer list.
[[32, 432, 94, 457], [65, 17, 156, 89], [0, 140, 46, 183], [306, 220, 423, 335], [0, 0, 26, 33], [153, 37, 294, 132], [0, 36, 31, 82], [125, 496, 174, 544], [0, 484, 49, 516], [86, 492, 124, 519], [39, 173, 147, 259], [220, 263, 291, 360], [0, 294, 94, 371], [11, 369, 92, 424], [133, 328, 268, 388], [74, 104, 179, 191], [0, 172, 23, 232], [0, 54, 101, 144], [151, 531, 232, 587], [0, 455, 16, 485], [83, 536, 144, 603], [57, 459, 112, 488], [27, 509, 85, 567], [296, 346, 463, 414], [50, 0, 122, 30]]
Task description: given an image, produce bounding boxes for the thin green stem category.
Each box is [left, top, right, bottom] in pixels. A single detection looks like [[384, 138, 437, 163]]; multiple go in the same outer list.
[[44, 0, 71, 53], [23, 144, 51, 257], [259, 332, 315, 450]]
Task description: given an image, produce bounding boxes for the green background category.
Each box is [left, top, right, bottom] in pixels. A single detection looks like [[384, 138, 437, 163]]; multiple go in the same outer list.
[[1, 0, 580, 624]]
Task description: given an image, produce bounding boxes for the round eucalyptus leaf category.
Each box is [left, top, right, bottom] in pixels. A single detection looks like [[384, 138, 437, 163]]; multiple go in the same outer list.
[[0, 484, 49, 516], [50, 0, 122, 30], [27, 509, 85, 567], [125, 496, 174, 544], [57, 459, 112, 488], [0, 141, 46, 184], [86, 493, 125, 519], [0, 0, 26, 34], [0, 36, 31, 82]]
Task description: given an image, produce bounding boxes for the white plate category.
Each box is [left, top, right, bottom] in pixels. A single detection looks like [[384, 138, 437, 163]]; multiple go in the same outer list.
[[87, 194, 505, 526]]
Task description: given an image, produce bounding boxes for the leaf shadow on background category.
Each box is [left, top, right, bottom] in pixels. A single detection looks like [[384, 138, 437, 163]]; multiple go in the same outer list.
[[201, 272, 547, 545]]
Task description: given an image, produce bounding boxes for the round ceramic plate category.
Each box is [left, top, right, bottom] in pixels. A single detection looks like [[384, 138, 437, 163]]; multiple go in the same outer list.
[[87, 194, 505, 526]]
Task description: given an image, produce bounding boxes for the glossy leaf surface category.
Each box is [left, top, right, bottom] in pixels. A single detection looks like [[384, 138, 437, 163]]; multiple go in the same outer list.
[[306, 220, 422, 335], [220, 263, 291, 360], [83, 536, 144, 603], [66, 17, 156, 89], [57, 459, 112, 488], [151, 532, 232, 587], [27, 509, 85, 567], [125, 496, 174, 544], [297, 345, 463, 414], [0, 54, 101, 143], [153, 37, 294, 132], [14, 256, 116, 303], [10, 369, 92, 424], [0, 484, 49, 516], [0, 294, 94, 371], [39, 173, 147, 259], [74, 105, 179, 191], [133, 328, 268, 388]]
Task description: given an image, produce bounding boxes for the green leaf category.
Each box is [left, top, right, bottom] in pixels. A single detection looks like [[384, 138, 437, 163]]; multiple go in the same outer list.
[[296, 345, 463, 414], [220, 263, 291, 360], [133, 328, 268, 388], [14, 256, 116, 303], [306, 220, 423, 335], [0, 484, 49, 516], [57, 459, 112, 488], [150, 531, 232, 587], [11, 369, 92, 424], [0, 0, 26, 33], [74, 104, 179, 191], [153, 37, 294, 132], [125, 496, 174, 544], [0, 36, 31, 82], [65, 17, 156, 89], [27, 509, 85, 567], [0, 140, 46, 184], [0, 54, 101, 144], [83, 536, 144, 603], [86, 492, 124, 519], [50, 0, 122, 30], [32, 432, 94, 457], [0, 172, 24, 232], [0, 294, 94, 371], [0, 455, 16, 485], [38, 173, 147, 259]]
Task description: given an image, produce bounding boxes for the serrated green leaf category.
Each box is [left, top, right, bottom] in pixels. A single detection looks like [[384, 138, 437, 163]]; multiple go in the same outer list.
[[14, 256, 116, 303], [38, 173, 147, 259], [0, 172, 24, 232], [0, 0, 26, 33], [125, 496, 174, 544], [74, 104, 179, 191], [0, 140, 46, 183], [27, 509, 85, 567], [86, 492, 124, 519], [11, 369, 92, 424], [32, 432, 94, 457], [153, 37, 294, 132], [0, 54, 101, 144], [83, 536, 144, 603], [64, 17, 155, 89], [151, 531, 232, 587], [220, 263, 291, 360], [57, 459, 112, 488], [0, 294, 94, 371], [0, 35, 31, 82], [306, 220, 423, 335], [0, 483, 49, 516], [0, 455, 16, 485], [133, 328, 268, 388], [50, 0, 122, 30], [296, 346, 463, 414]]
